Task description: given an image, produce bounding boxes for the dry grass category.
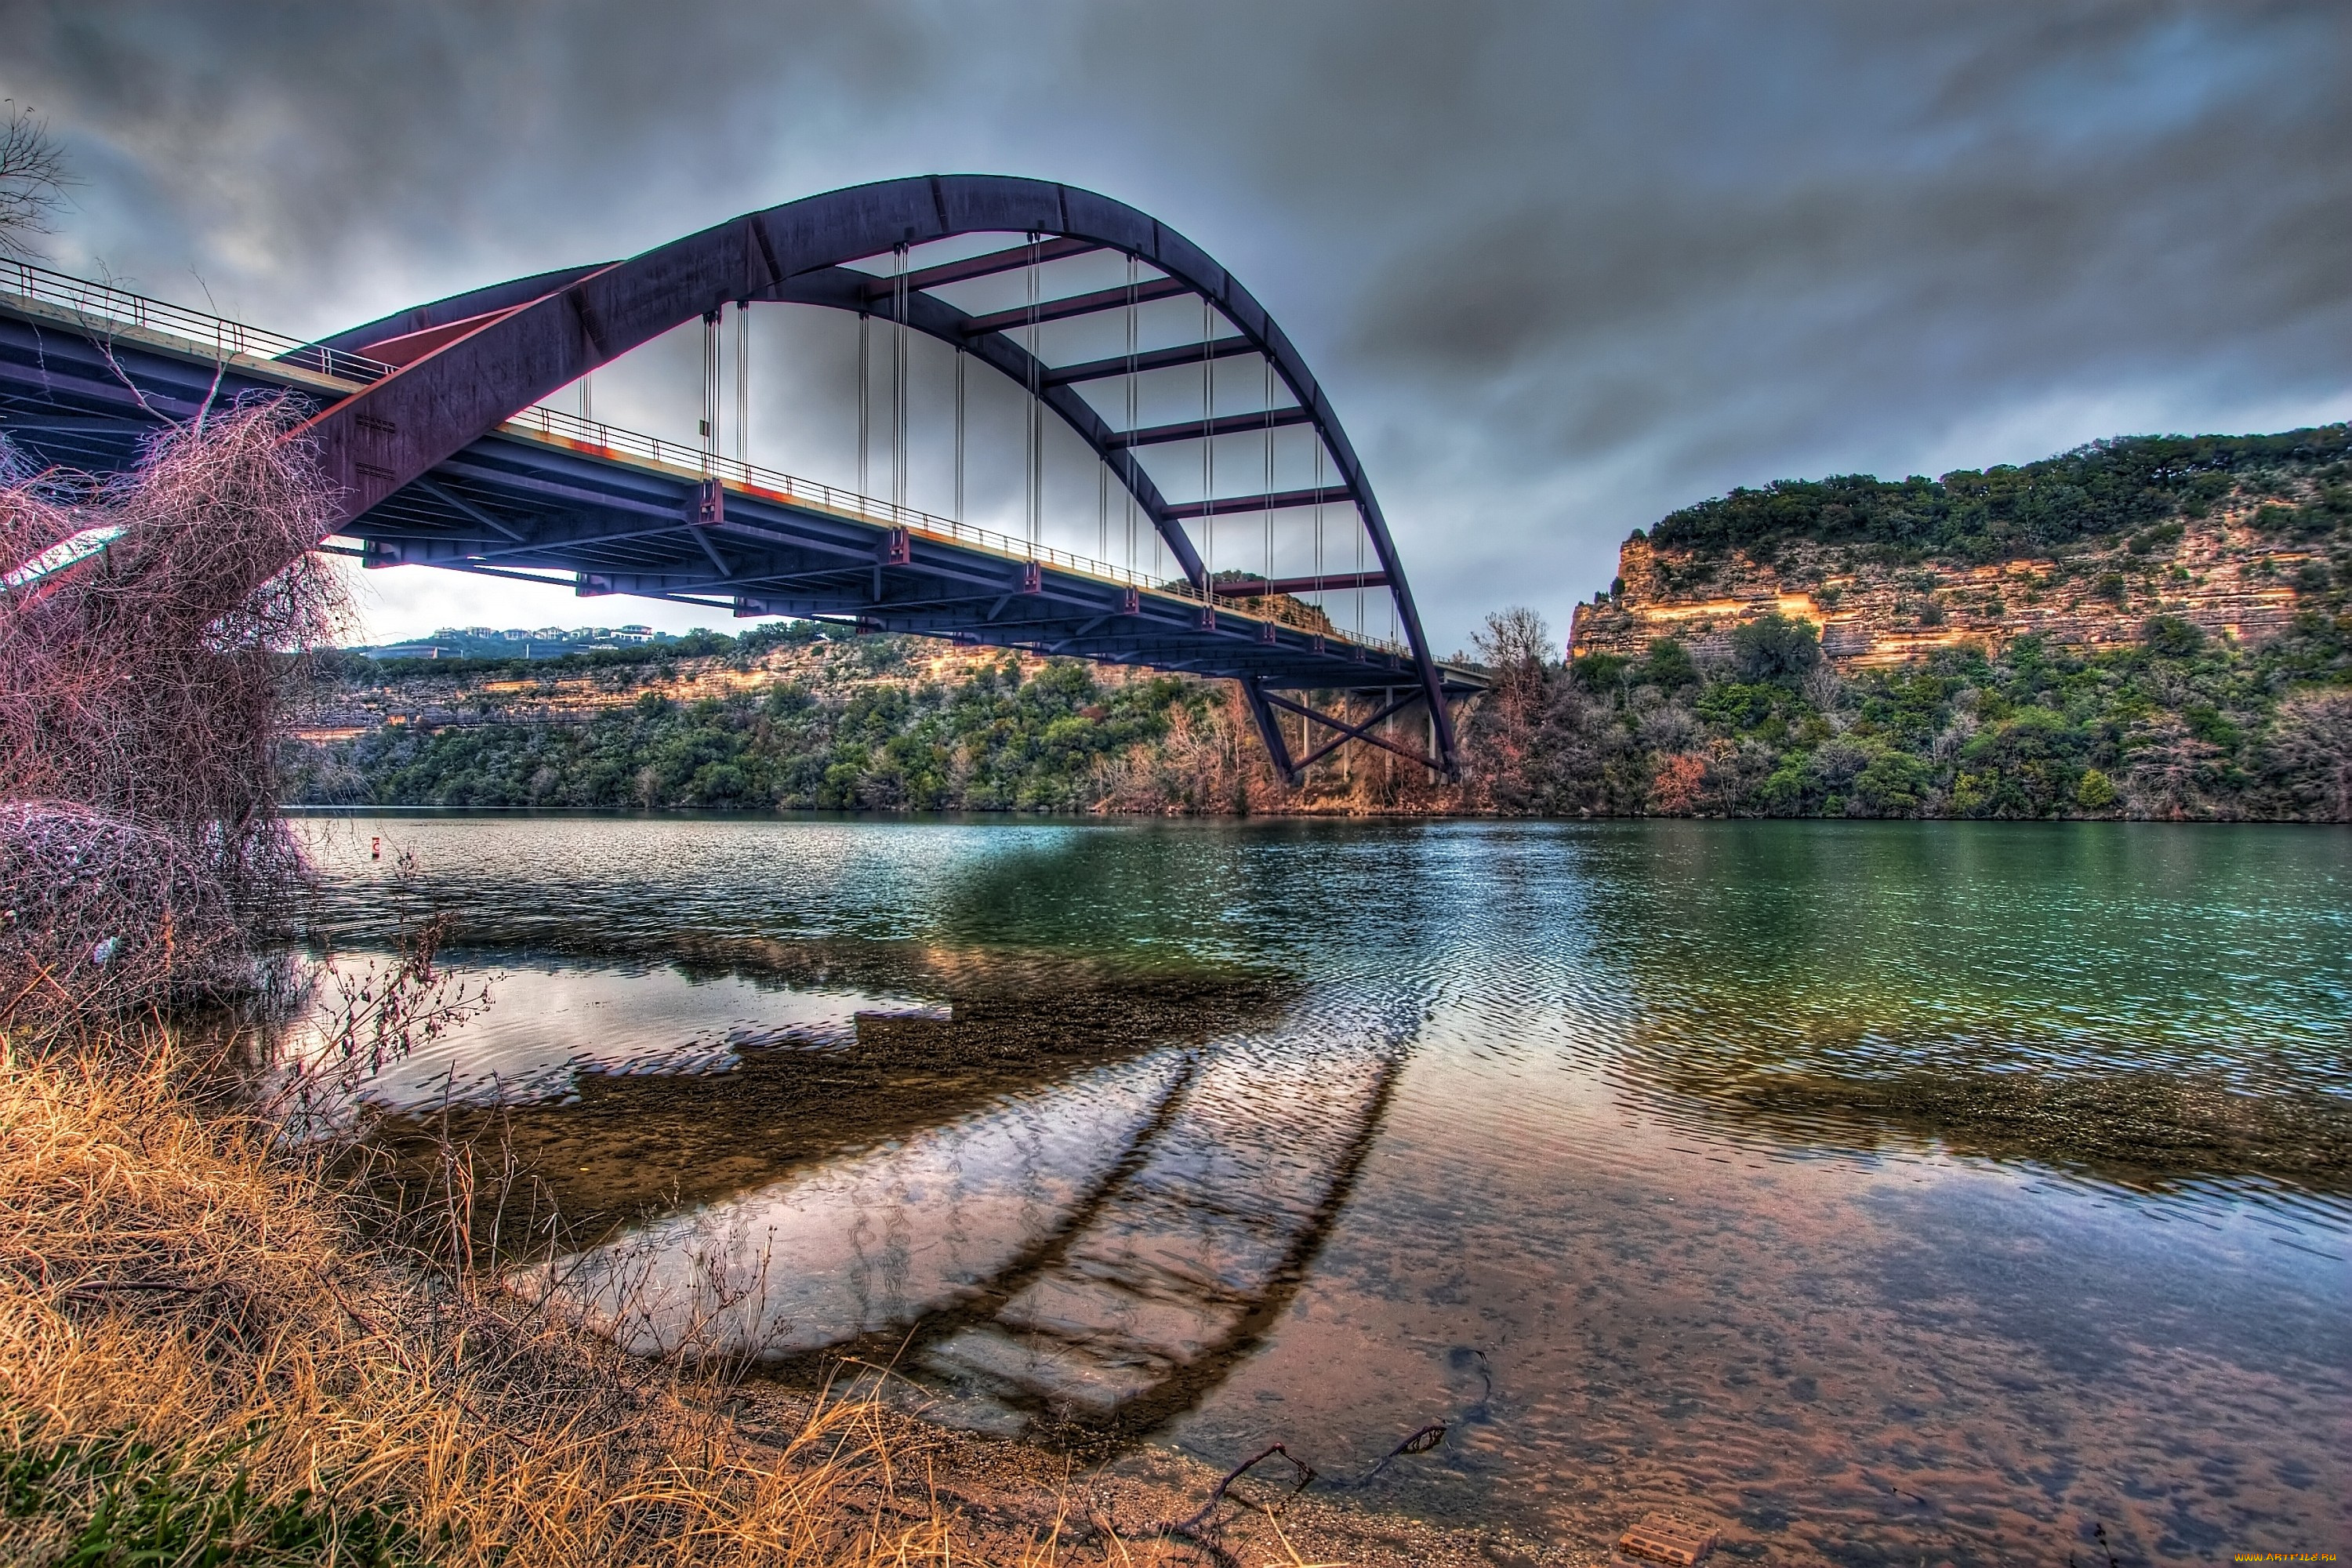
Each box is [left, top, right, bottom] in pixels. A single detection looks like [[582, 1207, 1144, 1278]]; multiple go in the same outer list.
[[0, 1027, 1037, 1567]]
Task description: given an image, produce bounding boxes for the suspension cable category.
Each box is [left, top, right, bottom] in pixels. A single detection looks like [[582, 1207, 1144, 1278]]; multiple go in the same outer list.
[[579, 367, 593, 424], [1025, 230, 1042, 550], [1313, 435, 1325, 595], [1203, 297, 1215, 587], [953, 343, 965, 522], [734, 301, 749, 464], [1124, 252, 1139, 575], [1355, 471, 1365, 641], [1262, 356, 1275, 587], [891, 243, 909, 511], [856, 310, 869, 498], [701, 310, 720, 473]]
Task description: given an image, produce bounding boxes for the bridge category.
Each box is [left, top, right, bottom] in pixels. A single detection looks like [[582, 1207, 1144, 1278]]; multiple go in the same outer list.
[[0, 176, 1482, 778]]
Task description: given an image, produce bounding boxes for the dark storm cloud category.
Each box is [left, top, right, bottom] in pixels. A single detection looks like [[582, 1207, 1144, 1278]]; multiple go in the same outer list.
[[1, 0, 2344, 646], [1341, 5, 2352, 453], [2, 2, 969, 307]]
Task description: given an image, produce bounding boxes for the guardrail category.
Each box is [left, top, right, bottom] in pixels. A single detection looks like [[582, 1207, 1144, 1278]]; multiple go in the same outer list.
[[0, 260, 395, 385]]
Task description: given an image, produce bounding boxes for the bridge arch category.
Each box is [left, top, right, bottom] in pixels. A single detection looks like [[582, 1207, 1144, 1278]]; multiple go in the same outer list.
[[306, 176, 1465, 772]]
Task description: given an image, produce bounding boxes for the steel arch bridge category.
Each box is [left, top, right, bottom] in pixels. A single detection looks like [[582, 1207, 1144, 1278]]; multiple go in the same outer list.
[[0, 176, 1482, 777]]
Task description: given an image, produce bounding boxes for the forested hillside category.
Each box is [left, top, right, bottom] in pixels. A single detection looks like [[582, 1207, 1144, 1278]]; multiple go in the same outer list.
[[1537, 423, 2351, 822], [287, 629, 1439, 816], [289, 602, 2352, 822], [1473, 608, 2350, 822]]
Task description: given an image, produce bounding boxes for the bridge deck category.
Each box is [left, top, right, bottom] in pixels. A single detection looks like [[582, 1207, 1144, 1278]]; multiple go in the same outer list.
[[0, 268, 1479, 698]]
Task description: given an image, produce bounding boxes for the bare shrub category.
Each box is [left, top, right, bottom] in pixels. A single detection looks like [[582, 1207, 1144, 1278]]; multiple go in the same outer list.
[[0, 398, 343, 1016], [262, 915, 495, 1144], [1466, 607, 1552, 807], [1635, 701, 1700, 753], [1649, 752, 1708, 814], [1802, 660, 1847, 725], [2124, 715, 2226, 821], [0, 802, 242, 1025]]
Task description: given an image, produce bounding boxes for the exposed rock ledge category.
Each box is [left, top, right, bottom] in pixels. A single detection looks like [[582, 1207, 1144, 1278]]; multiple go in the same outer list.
[[1570, 506, 2336, 666]]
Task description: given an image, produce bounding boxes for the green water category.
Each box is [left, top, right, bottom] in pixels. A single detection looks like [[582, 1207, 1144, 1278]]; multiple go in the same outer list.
[[304, 815, 2352, 1566]]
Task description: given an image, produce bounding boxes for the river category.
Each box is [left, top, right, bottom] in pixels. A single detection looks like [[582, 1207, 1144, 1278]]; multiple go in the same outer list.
[[297, 813, 2352, 1566]]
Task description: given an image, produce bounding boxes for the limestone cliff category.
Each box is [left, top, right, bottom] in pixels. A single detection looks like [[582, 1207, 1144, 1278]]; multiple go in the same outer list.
[[1573, 474, 2348, 667]]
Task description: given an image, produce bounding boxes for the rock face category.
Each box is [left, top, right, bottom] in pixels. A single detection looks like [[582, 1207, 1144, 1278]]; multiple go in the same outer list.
[[1570, 503, 2340, 667]]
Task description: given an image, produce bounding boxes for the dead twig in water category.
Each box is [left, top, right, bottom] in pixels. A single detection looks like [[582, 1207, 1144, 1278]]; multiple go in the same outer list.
[[1356, 1421, 1448, 1486], [1094, 1442, 1316, 1564]]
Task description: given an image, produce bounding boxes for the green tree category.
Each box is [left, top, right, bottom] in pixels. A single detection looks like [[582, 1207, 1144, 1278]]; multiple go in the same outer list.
[[2075, 768, 2118, 811], [1639, 637, 1699, 692], [1730, 613, 1821, 685], [2141, 615, 2205, 658]]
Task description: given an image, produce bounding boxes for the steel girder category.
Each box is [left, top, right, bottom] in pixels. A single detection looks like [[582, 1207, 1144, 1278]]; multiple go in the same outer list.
[[304, 176, 1470, 775]]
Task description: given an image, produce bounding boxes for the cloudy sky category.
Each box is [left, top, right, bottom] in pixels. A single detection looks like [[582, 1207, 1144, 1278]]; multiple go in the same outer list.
[[5, 1, 2347, 651]]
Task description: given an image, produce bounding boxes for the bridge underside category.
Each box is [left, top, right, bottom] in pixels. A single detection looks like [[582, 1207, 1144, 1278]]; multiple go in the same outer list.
[[348, 416, 1454, 695]]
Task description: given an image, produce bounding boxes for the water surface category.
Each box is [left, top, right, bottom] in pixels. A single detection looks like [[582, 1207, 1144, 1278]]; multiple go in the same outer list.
[[302, 813, 2352, 1566]]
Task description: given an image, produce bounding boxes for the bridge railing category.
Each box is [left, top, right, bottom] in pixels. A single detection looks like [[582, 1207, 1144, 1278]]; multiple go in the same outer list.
[[0, 260, 396, 386], [509, 402, 1406, 655]]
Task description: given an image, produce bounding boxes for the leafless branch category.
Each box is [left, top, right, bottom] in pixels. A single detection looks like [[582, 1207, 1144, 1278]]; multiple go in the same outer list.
[[0, 103, 71, 260]]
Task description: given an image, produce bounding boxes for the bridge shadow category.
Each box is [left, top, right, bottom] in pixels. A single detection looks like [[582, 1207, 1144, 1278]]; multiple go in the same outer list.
[[344, 818, 1415, 1445], [880, 1042, 1406, 1451]]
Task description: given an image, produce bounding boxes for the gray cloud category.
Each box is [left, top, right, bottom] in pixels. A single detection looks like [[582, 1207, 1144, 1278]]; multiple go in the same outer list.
[[2, 0, 2344, 648]]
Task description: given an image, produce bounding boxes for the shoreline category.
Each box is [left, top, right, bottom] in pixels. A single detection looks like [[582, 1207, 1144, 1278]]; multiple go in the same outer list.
[[731, 1384, 1592, 1567], [292, 600, 2352, 826], [280, 800, 2352, 829]]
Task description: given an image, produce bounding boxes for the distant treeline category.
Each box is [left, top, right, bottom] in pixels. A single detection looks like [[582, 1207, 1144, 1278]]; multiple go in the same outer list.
[[293, 652, 1204, 813], [1646, 424, 2352, 563], [292, 604, 2352, 821], [330, 622, 811, 684]]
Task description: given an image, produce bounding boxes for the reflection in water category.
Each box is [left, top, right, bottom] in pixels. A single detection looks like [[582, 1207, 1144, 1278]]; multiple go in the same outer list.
[[361, 934, 1403, 1444], [527, 1033, 1402, 1449], [534, 1051, 1196, 1360], [370, 959, 1295, 1240], [1647, 1058, 2352, 1200], [891, 1036, 1400, 1444], [300, 813, 2352, 1567]]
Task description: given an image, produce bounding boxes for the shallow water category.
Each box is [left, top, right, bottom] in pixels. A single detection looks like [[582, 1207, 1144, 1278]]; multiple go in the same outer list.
[[301, 812, 2352, 1565]]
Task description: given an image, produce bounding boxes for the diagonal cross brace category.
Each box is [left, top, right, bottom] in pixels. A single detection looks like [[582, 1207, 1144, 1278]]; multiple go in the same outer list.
[[1261, 688, 1437, 772]]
